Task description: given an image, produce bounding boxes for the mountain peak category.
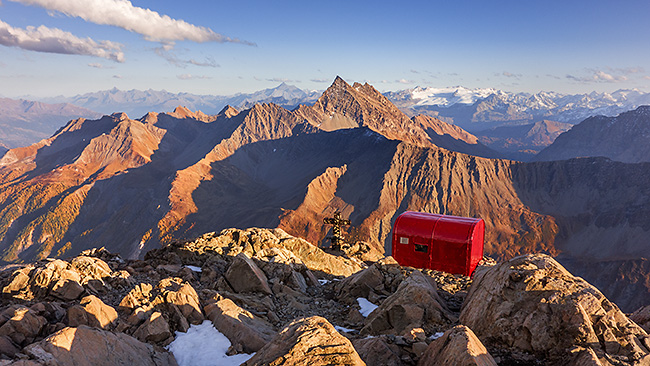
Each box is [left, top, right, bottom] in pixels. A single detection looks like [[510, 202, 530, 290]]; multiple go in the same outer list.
[[330, 76, 349, 90], [171, 106, 195, 119], [111, 112, 129, 121], [218, 105, 239, 118]]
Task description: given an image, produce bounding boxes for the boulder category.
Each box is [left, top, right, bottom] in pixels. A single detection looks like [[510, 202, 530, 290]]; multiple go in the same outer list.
[[336, 264, 384, 300], [2, 256, 115, 302], [66, 295, 117, 329], [631, 305, 650, 333], [119, 283, 153, 310], [23, 325, 177, 366], [50, 279, 84, 301], [361, 270, 455, 335], [133, 312, 172, 343], [243, 316, 366, 366], [0, 334, 20, 358], [156, 277, 204, 324], [70, 256, 113, 283], [418, 325, 497, 366], [286, 270, 308, 294], [225, 253, 272, 295], [352, 337, 403, 366], [276, 234, 363, 277], [460, 254, 650, 364], [2, 267, 33, 295], [205, 297, 276, 353], [0, 306, 47, 346], [5, 361, 44, 366]]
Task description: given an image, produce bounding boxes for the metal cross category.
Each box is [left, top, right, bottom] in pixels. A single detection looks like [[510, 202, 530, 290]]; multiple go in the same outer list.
[[323, 211, 351, 251]]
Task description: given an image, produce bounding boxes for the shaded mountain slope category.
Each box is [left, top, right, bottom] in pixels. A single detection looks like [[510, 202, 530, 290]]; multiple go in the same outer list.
[[535, 105, 650, 163]]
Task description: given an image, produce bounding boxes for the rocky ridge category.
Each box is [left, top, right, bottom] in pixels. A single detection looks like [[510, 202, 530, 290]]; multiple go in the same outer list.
[[0, 228, 647, 365]]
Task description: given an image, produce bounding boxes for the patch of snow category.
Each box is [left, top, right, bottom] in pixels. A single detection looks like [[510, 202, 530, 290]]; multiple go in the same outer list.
[[185, 265, 202, 272], [167, 320, 253, 366], [357, 298, 378, 317], [334, 325, 357, 333], [429, 332, 445, 341], [318, 279, 330, 285]]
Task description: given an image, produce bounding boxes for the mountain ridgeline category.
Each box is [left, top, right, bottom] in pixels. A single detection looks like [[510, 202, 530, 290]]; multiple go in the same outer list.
[[0, 77, 649, 311], [534, 106, 650, 163]]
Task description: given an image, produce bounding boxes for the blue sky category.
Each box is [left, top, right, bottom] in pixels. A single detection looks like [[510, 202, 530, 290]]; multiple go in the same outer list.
[[1, 0, 649, 97]]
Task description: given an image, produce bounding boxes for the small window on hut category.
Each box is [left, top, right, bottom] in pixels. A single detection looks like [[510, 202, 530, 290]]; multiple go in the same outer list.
[[399, 237, 409, 244], [414, 244, 428, 253]]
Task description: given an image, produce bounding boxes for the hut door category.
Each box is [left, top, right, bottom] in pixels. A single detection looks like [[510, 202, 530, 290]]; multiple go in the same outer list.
[[410, 236, 431, 269]]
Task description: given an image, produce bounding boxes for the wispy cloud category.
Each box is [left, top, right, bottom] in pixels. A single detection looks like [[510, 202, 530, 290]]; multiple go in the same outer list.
[[310, 78, 329, 83], [9, 0, 255, 45], [113, 74, 122, 79], [395, 79, 414, 84], [177, 74, 211, 80], [88, 62, 115, 69], [0, 19, 124, 61], [154, 47, 219, 67], [266, 77, 297, 83], [566, 69, 628, 83], [187, 58, 218, 67], [500, 71, 522, 79]]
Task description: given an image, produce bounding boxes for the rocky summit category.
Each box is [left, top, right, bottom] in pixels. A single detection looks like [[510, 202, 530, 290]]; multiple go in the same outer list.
[[0, 227, 648, 365]]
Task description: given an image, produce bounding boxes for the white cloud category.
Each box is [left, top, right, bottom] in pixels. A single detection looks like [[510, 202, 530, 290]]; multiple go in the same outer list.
[[9, 0, 255, 45], [0, 19, 124, 61], [310, 78, 329, 83]]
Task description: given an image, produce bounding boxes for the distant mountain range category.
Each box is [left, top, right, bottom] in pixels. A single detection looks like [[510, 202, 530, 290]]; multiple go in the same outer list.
[[38, 83, 321, 118], [385, 86, 650, 131], [0, 98, 100, 149]]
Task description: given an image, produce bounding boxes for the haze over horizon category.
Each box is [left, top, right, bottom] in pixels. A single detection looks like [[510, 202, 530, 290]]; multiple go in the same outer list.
[[1, 0, 649, 98]]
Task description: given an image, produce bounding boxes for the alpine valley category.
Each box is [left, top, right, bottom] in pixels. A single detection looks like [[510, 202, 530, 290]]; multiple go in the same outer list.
[[1, 77, 649, 315]]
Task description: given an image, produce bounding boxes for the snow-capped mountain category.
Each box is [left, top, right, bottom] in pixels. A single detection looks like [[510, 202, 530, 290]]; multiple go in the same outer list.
[[388, 86, 499, 107], [385, 87, 650, 131]]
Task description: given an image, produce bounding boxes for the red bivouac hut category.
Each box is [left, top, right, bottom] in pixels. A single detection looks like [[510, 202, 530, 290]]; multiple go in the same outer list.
[[391, 211, 485, 276]]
